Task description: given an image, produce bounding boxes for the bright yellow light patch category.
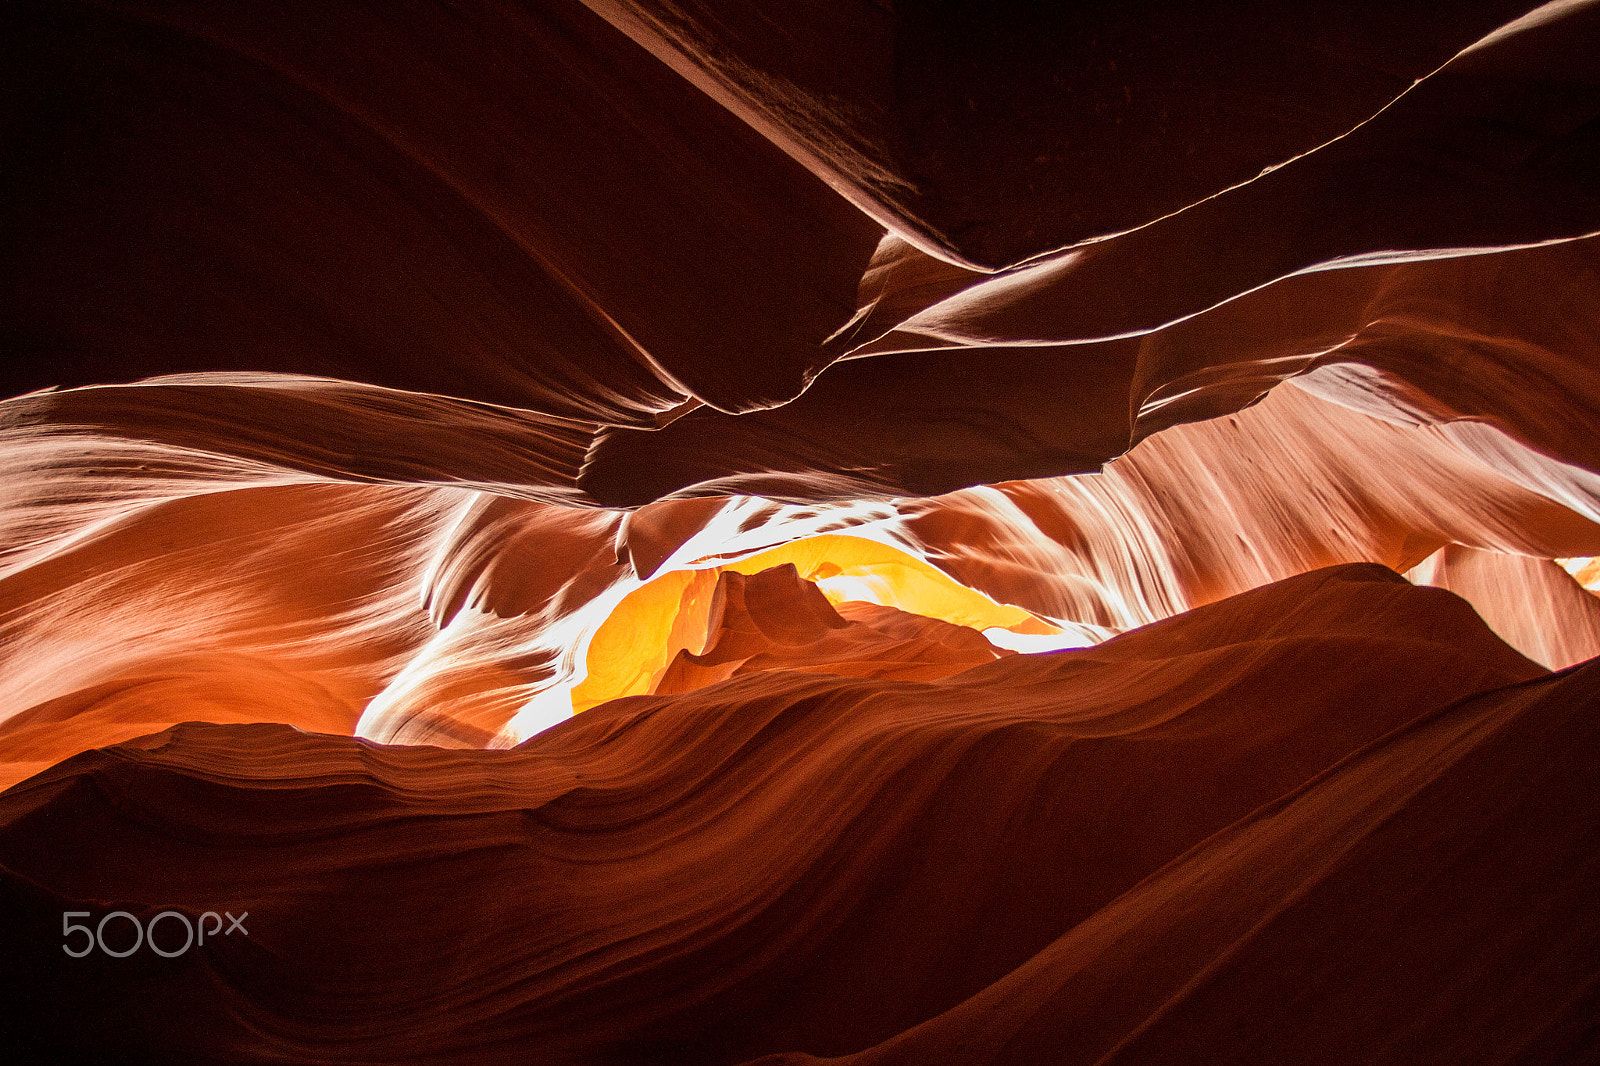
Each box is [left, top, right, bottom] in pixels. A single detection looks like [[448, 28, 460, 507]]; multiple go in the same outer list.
[[570, 568, 720, 713], [721, 535, 1053, 633], [570, 535, 1061, 713]]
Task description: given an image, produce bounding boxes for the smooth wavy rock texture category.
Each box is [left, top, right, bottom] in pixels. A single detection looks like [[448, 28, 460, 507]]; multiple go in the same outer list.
[[5, 0, 1600, 1062], [7, 566, 1597, 1066]]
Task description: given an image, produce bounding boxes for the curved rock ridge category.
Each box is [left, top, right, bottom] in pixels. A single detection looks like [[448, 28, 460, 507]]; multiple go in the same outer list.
[[5, 565, 1587, 1066], [648, 564, 1012, 696], [1406, 545, 1600, 669], [782, 636, 1600, 1065], [893, 384, 1600, 655], [584, 236, 1600, 505], [3, 0, 879, 416], [9, 380, 1600, 785], [5, 0, 1600, 507], [0, 483, 459, 788], [583, 0, 1553, 270]]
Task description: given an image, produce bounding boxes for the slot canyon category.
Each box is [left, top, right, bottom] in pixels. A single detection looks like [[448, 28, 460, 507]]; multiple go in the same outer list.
[[3, 1, 1600, 1062]]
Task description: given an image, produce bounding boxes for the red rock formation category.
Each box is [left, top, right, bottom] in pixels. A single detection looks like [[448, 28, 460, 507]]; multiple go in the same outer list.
[[652, 564, 1008, 694], [2, 0, 878, 417], [1408, 545, 1600, 668], [7, 566, 1591, 1066], [4, 1, 1600, 1061], [0, 483, 453, 788], [583, 0, 1549, 269]]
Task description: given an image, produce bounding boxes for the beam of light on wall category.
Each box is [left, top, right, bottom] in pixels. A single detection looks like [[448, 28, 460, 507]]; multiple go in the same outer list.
[[568, 534, 1072, 716]]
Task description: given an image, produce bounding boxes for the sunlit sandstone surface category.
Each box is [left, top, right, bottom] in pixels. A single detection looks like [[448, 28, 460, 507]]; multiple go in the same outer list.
[[4, 1, 1600, 1062]]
